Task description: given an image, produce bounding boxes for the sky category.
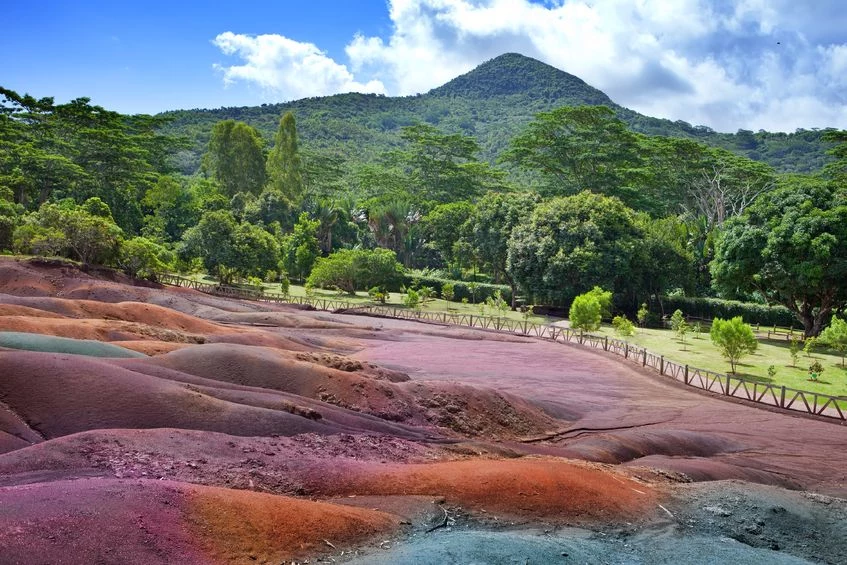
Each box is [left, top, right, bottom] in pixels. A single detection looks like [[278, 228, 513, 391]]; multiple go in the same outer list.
[[1, 0, 846, 133]]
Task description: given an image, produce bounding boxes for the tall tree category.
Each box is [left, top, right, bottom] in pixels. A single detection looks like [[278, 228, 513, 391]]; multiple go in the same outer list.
[[711, 175, 847, 336], [502, 105, 645, 209], [468, 191, 541, 308], [203, 120, 266, 197], [267, 112, 304, 203], [393, 123, 504, 203]]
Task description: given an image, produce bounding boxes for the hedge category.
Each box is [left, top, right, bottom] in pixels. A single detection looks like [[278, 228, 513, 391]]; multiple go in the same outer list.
[[402, 274, 512, 304], [660, 296, 798, 328]]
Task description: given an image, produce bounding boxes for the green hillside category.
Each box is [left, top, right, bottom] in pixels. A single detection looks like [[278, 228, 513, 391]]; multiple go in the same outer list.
[[159, 53, 835, 176]]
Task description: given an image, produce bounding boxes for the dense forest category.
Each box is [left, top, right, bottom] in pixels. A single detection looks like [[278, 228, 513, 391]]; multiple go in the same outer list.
[[1, 53, 846, 337], [160, 54, 837, 177]]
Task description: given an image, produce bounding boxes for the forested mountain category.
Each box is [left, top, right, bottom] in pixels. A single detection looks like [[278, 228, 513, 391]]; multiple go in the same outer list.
[[160, 53, 835, 175]]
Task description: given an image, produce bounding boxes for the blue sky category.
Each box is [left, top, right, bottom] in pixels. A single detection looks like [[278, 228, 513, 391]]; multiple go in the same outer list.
[[2, 1, 846, 132]]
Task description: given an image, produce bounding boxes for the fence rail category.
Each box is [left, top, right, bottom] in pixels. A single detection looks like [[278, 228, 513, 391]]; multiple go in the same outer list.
[[159, 275, 846, 423]]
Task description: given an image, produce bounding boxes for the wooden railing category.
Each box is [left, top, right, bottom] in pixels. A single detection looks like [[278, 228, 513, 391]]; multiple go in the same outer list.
[[159, 275, 846, 422]]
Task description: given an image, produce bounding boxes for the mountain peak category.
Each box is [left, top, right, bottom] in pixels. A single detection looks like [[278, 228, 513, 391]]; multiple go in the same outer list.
[[428, 53, 615, 107]]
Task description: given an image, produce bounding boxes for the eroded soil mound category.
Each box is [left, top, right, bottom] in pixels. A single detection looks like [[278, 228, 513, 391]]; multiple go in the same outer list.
[[0, 478, 398, 565]]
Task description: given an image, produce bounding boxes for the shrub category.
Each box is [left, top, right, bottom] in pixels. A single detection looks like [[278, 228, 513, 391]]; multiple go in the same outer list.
[[308, 248, 403, 294], [368, 286, 390, 303], [612, 315, 635, 337], [661, 295, 796, 328], [636, 303, 649, 328], [710, 316, 758, 374], [404, 288, 420, 310], [117, 236, 174, 279], [401, 274, 511, 305], [569, 292, 602, 334]]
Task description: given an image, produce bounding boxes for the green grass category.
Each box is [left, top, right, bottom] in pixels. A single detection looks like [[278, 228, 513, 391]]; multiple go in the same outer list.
[[595, 325, 847, 398]]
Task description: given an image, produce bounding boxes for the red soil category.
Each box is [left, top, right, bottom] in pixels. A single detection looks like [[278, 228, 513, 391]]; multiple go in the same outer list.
[[0, 478, 397, 565]]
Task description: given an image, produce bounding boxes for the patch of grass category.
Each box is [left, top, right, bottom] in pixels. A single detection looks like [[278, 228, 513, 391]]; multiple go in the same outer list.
[[595, 325, 847, 398]]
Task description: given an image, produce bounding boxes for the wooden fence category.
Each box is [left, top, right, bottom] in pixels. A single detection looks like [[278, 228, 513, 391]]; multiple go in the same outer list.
[[159, 275, 846, 423]]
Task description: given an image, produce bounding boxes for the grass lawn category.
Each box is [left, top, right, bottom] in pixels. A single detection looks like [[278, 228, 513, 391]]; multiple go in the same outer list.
[[594, 325, 847, 398]]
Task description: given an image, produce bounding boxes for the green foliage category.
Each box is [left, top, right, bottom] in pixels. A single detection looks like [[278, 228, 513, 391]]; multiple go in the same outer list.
[[660, 295, 796, 328], [612, 315, 635, 337], [710, 316, 758, 373], [306, 248, 403, 294], [670, 309, 690, 346], [403, 288, 421, 310], [819, 315, 847, 367], [266, 111, 304, 203], [417, 285, 436, 305], [506, 191, 643, 306], [0, 198, 23, 251], [789, 336, 801, 367], [441, 282, 455, 303], [636, 303, 649, 328], [202, 120, 266, 197], [15, 198, 123, 265], [809, 360, 824, 380], [502, 105, 649, 209], [569, 292, 602, 334], [117, 236, 174, 279], [804, 336, 818, 358], [485, 289, 509, 318], [279, 212, 320, 282], [768, 365, 777, 379], [421, 201, 474, 267], [401, 274, 510, 305], [179, 210, 279, 284], [368, 286, 390, 303], [711, 174, 847, 337]]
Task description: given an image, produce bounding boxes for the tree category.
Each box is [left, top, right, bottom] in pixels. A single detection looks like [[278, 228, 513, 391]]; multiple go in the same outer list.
[[179, 210, 239, 283], [502, 105, 646, 209], [468, 191, 540, 308], [711, 175, 847, 336], [0, 198, 22, 251], [15, 198, 123, 265], [266, 112, 304, 203], [141, 175, 200, 242], [710, 316, 758, 374], [670, 309, 690, 348], [637, 303, 649, 328], [421, 201, 474, 268], [203, 120, 266, 197], [118, 236, 174, 279], [393, 123, 504, 203], [279, 212, 320, 282], [507, 191, 642, 306], [819, 315, 847, 367], [569, 292, 602, 335]]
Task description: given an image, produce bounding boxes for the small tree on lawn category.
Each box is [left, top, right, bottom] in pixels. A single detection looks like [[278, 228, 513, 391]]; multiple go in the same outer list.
[[569, 292, 601, 336], [670, 309, 690, 349], [637, 303, 649, 329], [441, 282, 454, 310], [710, 316, 758, 374], [789, 336, 801, 367], [486, 289, 509, 319], [819, 315, 847, 367]]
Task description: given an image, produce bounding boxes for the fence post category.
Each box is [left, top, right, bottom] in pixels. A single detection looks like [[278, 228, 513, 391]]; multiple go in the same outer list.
[[624, 343, 629, 359], [725, 375, 732, 395], [604, 336, 609, 351], [642, 349, 647, 367], [660, 355, 664, 375], [684, 364, 689, 385], [780, 386, 787, 408]]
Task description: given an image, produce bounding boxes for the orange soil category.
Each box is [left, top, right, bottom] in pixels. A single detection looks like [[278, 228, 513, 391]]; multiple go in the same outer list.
[[323, 458, 656, 522], [117, 340, 195, 355], [186, 484, 398, 564], [0, 304, 64, 318]]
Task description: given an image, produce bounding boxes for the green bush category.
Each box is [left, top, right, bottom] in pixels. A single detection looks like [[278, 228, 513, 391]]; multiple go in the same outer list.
[[661, 296, 796, 328], [569, 292, 602, 334], [612, 315, 635, 337], [402, 274, 511, 304], [308, 248, 403, 294]]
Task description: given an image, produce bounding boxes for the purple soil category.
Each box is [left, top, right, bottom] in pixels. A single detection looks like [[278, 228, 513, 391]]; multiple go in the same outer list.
[[346, 316, 847, 497]]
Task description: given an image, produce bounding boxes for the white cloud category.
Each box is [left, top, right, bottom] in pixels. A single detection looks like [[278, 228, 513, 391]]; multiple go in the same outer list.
[[213, 1, 847, 131], [212, 32, 386, 100]]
